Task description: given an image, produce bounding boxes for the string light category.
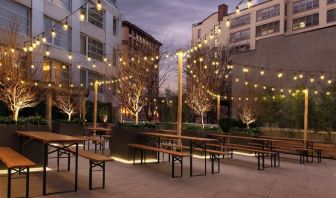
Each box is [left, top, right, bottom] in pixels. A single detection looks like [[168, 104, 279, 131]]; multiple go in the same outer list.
[[63, 18, 69, 31], [260, 67, 265, 75], [45, 47, 50, 57], [42, 34, 47, 43], [277, 70, 283, 78], [96, 0, 102, 11], [51, 28, 56, 37], [68, 52, 72, 60], [80, 8, 85, 21], [247, 0, 253, 8], [236, 6, 240, 15], [226, 18, 230, 27], [320, 73, 325, 80], [328, 79, 332, 84]]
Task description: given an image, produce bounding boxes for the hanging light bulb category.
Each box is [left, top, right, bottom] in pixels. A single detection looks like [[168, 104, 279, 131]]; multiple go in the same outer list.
[[23, 46, 28, 52], [104, 57, 107, 62], [35, 38, 41, 46], [63, 19, 69, 31], [210, 34, 214, 40], [42, 34, 47, 43], [328, 79, 332, 84], [299, 72, 304, 79], [96, 0, 102, 11], [293, 74, 298, 80], [28, 46, 33, 52], [260, 67, 265, 75], [236, 6, 240, 15], [80, 8, 85, 21], [204, 38, 208, 44], [277, 70, 283, 78], [320, 72, 325, 80], [51, 28, 56, 37], [310, 78, 315, 83], [45, 47, 50, 57], [32, 41, 37, 48], [243, 67, 249, 73], [247, 0, 253, 8], [226, 18, 230, 27], [87, 57, 91, 62], [68, 52, 72, 60], [218, 26, 222, 34]]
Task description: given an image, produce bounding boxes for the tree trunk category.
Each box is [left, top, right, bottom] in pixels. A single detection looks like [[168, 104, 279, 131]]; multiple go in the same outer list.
[[201, 112, 204, 129], [247, 123, 250, 129], [13, 108, 19, 122], [135, 112, 139, 125], [67, 113, 72, 122]]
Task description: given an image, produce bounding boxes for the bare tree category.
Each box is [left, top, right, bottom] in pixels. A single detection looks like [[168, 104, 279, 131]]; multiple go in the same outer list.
[[53, 89, 79, 122], [235, 100, 257, 129], [0, 18, 41, 121], [185, 42, 232, 127]]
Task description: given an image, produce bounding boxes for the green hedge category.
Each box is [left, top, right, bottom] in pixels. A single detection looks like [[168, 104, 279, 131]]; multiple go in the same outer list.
[[229, 127, 259, 136], [0, 116, 47, 125], [117, 122, 157, 129], [182, 123, 219, 131]]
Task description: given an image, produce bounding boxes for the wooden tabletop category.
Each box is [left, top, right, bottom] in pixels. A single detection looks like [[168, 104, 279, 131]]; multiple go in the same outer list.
[[85, 127, 111, 132], [0, 147, 36, 168], [141, 132, 217, 142], [256, 135, 320, 142], [16, 131, 84, 144], [209, 134, 281, 142]]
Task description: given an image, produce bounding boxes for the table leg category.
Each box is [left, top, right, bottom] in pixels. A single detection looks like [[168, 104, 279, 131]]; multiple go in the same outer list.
[[43, 143, 48, 195], [189, 140, 193, 177], [204, 142, 207, 176], [75, 143, 78, 192], [19, 135, 22, 153]]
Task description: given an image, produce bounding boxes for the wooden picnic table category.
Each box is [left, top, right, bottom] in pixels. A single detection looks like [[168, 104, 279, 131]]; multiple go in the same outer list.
[[256, 135, 321, 148], [208, 133, 282, 151], [85, 127, 111, 138], [141, 132, 217, 177], [16, 131, 84, 195]]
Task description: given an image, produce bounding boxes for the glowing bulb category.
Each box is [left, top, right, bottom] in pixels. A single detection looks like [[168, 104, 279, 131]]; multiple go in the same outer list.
[[260, 68, 265, 75], [310, 78, 314, 83], [247, 0, 252, 8], [63, 22, 69, 31], [80, 9, 85, 21], [23, 47, 27, 52], [68, 53, 72, 60], [45, 49, 50, 57], [96, 0, 102, 11], [51, 28, 56, 37], [277, 71, 283, 78], [243, 67, 249, 73], [226, 18, 230, 27], [320, 73, 325, 80], [236, 6, 240, 15], [42, 35, 47, 43], [104, 57, 107, 62], [299, 73, 303, 79], [328, 80, 332, 84]]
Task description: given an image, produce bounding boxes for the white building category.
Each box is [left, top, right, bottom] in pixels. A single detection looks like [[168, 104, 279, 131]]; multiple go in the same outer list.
[[0, 0, 122, 104], [192, 0, 336, 52]]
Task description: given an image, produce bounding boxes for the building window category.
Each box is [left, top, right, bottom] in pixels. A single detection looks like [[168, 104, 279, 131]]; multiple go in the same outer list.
[[88, 8, 104, 29], [230, 29, 250, 43], [80, 69, 103, 93], [197, 29, 201, 38], [327, 0, 336, 4], [80, 33, 104, 61], [327, 9, 336, 23], [47, 0, 71, 11], [256, 5, 280, 21], [0, 0, 30, 35], [293, 0, 319, 14], [230, 14, 251, 29], [44, 16, 71, 50], [292, 13, 319, 30], [113, 17, 118, 36], [256, 21, 280, 37], [230, 44, 250, 54], [43, 58, 70, 84]]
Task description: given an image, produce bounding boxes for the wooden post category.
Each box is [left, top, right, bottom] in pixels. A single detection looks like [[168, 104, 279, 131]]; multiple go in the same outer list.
[[217, 95, 221, 124], [93, 80, 98, 128], [80, 93, 86, 120], [304, 89, 309, 148], [177, 51, 183, 137], [46, 90, 52, 131]]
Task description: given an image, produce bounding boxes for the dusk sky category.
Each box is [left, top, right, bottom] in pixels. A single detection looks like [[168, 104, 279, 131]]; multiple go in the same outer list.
[[119, 0, 243, 47], [118, 0, 263, 93]]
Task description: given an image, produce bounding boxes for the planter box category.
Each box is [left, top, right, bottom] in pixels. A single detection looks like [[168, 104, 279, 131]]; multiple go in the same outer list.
[[52, 122, 85, 136], [109, 126, 156, 161], [0, 125, 49, 167]]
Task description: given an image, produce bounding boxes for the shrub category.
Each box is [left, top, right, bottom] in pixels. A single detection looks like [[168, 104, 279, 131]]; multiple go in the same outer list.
[[182, 123, 219, 131], [219, 118, 242, 132], [55, 118, 85, 125], [117, 122, 157, 129], [229, 127, 259, 136], [0, 116, 47, 125]]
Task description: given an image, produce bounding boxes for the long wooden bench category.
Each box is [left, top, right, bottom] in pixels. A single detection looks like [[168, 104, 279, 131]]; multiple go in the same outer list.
[[273, 141, 322, 163], [129, 144, 190, 178], [160, 143, 229, 174], [207, 143, 279, 170], [0, 147, 36, 198], [69, 148, 113, 190]]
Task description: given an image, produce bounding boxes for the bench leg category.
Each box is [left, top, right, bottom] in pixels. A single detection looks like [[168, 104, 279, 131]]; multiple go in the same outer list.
[[102, 162, 106, 189], [26, 168, 30, 198], [172, 156, 183, 178], [95, 143, 97, 153], [68, 152, 71, 171], [7, 168, 11, 198], [89, 161, 93, 190]]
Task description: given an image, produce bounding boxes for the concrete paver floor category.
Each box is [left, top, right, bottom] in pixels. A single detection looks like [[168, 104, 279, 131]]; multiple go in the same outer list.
[[1, 153, 336, 198]]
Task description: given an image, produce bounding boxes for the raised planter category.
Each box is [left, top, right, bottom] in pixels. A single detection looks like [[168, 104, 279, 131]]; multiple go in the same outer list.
[[0, 125, 49, 167], [52, 122, 85, 136], [109, 126, 156, 161]]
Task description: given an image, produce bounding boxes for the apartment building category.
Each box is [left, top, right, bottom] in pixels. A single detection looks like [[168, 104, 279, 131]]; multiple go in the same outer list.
[[120, 21, 162, 121], [0, 0, 122, 104], [192, 0, 336, 98]]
